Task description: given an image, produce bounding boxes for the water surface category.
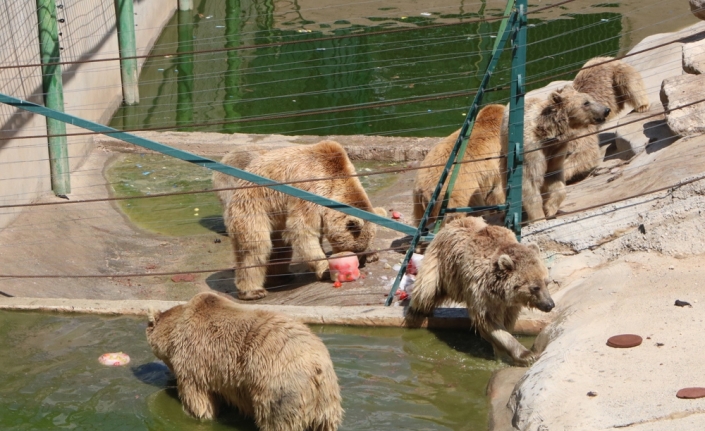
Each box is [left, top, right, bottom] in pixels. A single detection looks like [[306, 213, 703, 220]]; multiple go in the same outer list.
[[110, 0, 622, 137], [0, 311, 532, 430]]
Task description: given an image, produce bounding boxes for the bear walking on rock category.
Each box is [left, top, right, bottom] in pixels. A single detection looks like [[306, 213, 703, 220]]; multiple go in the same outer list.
[[501, 85, 611, 221], [223, 141, 385, 300], [412, 104, 506, 228], [146, 292, 344, 431], [407, 217, 555, 366], [564, 56, 650, 181]]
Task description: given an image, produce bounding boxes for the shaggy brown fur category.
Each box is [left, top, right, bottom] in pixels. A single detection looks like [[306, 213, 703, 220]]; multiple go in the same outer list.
[[407, 217, 554, 366], [146, 292, 343, 431], [501, 85, 611, 221], [412, 104, 506, 228], [213, 147, 269, 207], [212, 147, 270, 230], [564, 57, 650, 182], [224, 141, 384, 300]]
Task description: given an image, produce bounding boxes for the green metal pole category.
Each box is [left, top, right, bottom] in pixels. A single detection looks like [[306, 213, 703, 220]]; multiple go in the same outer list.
[[504, 0, 527, 241], [36, 0, 70, 196], [178, 0, 193, 11], [114, 0, 140, 105], [176, 9, 194, 130]]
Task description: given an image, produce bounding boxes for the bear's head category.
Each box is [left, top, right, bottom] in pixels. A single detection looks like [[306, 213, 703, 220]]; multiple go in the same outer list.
[[146, 305, 183, 372], [493, 242, 555, 313], [549, 85, 611, 129], [323, 210, 377, 254]]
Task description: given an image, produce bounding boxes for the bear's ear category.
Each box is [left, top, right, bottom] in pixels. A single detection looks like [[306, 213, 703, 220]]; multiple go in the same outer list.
[[526, 243, 541, 254], [498, 254, 515, 271], [550, 91, 564, 106], [345, 217, 364, 233]]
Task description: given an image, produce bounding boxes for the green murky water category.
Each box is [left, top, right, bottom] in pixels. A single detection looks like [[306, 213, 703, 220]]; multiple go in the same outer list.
[[0, 311, 533, 430], [105, 154, 400, 236], [109, 0, 621, 137]]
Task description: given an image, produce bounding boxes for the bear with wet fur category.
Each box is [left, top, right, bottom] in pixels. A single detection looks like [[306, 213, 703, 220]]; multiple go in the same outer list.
[[407, 217, 555, 366], [224, 140, 384, 300], [564, 57, 650, 181], [501, 84, 611, 221], [412, 104, 506, 228], [146, 292, 343, 431]]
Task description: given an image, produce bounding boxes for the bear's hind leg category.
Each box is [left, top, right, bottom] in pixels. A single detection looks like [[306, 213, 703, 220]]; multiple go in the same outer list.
[[179, 380, 219, 420], [541, 152, 567, 218], [407, 249, 444, 315]]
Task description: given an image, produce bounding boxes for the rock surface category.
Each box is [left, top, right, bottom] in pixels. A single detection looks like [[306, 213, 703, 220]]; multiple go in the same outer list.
[[683, 39, 705, 74], [660, 73, 705, 137]]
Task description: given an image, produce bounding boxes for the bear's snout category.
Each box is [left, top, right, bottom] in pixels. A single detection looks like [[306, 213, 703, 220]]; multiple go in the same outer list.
[[537, 297, 555, 312]]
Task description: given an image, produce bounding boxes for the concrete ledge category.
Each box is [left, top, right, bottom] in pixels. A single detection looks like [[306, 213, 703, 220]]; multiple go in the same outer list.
[[0, 297, 550, 334], [94, 130, 438, 161]]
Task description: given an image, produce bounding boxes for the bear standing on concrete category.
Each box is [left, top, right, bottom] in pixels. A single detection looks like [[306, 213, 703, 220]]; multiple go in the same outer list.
[[412, 104, 506, 228], [501, 85, 611, 221], [146, 292, 343, 431], [212, 147, 269, 229], [407, 217, 555, 366], [224, 141, 385, 300], [564, 57, 650, 181]]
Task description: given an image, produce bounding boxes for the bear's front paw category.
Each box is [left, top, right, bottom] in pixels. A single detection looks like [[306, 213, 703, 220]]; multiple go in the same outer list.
[[237, 288, 268, 300], [365, 252, 379, 263], [635, 104, 650, 113], [514, 350, 537, 367]]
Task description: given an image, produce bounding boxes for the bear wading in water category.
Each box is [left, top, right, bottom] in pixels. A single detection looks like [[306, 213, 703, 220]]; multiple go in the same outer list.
[[146, 292, 343, 431]]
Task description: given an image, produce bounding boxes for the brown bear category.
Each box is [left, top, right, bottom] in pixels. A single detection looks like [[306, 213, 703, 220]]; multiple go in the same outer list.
[[501, 84, 611, 221], [407, 217, 554, 366], [146, 292, 343, 431], [412, 104, 506, 228], [212, 147, 269, 230], [564, 57, 650, 182], [212, 147, 269, 208], [224, 140, 385, 300]]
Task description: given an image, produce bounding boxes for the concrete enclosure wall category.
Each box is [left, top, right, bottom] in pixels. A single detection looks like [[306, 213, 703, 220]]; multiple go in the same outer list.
[[0, 0, 176, 228]]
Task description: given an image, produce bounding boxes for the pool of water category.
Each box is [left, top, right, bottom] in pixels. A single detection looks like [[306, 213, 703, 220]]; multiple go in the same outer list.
[[0, 311, 532, 430], [110, 0, 624, 138]]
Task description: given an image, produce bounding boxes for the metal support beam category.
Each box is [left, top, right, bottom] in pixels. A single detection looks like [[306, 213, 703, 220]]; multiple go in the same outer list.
[[114, 0, 140, 105], [504, 0, 527, 241], [176, 9, 194, 129], [0, 92, 418, 238], [36, 0, 71, 196]]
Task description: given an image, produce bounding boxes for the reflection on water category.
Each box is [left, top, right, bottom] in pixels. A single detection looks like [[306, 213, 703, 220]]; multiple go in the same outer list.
[[0, 311, 531, 430], [110, 0, 621, 137]]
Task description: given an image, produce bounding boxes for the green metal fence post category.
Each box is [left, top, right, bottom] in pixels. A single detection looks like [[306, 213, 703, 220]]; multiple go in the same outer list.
[[176, 9, 194, 130], [36, 0, 71, 196], [504, 0, 527, 241], [114, 0, 140, 105], [178, 0, 193, 11]]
